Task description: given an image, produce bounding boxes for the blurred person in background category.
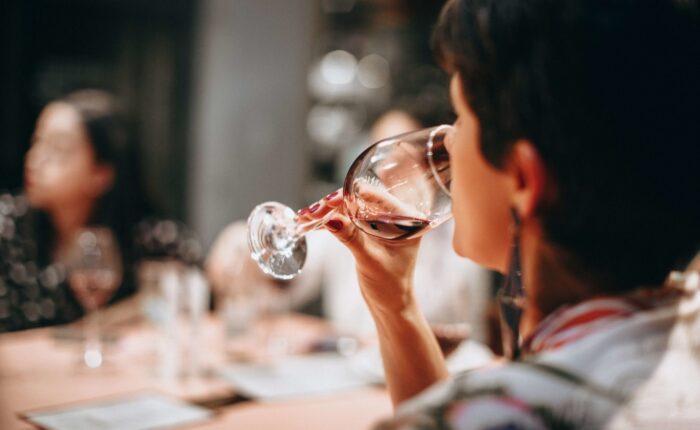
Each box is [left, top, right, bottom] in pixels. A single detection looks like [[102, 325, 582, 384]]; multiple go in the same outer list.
[[206, 109, 491, 344], [0, 89, 200, 332], [299, 0, 700, 427]]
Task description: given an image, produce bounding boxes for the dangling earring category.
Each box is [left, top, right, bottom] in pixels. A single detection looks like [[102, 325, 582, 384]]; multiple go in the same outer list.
[[497, 208, 524, 360]]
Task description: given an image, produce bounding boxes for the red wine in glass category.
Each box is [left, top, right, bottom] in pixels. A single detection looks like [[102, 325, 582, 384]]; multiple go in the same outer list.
[[351, 214, 431, 241]]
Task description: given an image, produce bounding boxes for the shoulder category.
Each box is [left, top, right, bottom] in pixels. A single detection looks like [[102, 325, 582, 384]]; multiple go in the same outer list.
[[377, 366, 551, 430], [380, 301, 687, 430], [379, 356, 626, 430]]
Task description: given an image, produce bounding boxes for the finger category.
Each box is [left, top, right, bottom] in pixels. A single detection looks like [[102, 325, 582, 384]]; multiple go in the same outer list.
[[322, 188, 343, 209], [296, 188, 344, 222], [297, 200, 331, 223], [322, 212, 368, 257]]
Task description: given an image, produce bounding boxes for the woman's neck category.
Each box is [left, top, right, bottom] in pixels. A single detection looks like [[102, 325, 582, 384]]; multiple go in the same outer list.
[[49, 198, 95, 259], [518, 224, 603, 338]]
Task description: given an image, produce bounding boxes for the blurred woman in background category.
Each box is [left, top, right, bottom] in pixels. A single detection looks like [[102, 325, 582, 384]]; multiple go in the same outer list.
[[0, 89, 199, 332]]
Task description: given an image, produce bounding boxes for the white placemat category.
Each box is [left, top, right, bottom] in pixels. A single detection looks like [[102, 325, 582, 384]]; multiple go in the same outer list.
[[24, 393, 213, 430], [218, 353, 371, 401]]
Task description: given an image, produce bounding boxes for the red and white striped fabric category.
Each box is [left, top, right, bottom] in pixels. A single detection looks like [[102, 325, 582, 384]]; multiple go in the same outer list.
[[521, 287, 685, 355], [386, 273, 700, 429]]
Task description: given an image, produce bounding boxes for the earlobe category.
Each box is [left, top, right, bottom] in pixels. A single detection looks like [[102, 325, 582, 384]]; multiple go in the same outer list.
[[509, 140, 546, 219]]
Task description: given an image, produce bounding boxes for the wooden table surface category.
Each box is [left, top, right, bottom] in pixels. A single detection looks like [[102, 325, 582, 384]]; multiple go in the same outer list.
[[0, 315, 392, 429]]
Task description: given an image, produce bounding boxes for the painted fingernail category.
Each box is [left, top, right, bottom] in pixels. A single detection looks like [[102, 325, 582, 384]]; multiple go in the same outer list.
[[297, 207, 308, 215], [323, 191, 339, 201], [308, 203, 321, 213], [326, 219, 343, 232]]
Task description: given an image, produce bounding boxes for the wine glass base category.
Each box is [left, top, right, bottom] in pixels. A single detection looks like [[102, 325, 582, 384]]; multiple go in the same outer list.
[[247, 202, 307, 280], [84, 349, 103, 368]]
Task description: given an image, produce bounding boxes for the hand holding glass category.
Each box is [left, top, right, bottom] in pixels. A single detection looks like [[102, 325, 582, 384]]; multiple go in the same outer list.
[[248, 125, 453, 280]]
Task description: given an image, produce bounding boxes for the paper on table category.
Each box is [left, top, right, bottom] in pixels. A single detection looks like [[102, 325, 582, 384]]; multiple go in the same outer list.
[[24, 393, 213, 430], [218, 353, 370, 401]]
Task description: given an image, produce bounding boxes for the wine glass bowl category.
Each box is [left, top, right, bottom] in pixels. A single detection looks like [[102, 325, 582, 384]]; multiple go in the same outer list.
[[64, 227, 122, 368], [69, 269, 119, 311], [247, 124, 453, 280], [343, 125, 452, 240]]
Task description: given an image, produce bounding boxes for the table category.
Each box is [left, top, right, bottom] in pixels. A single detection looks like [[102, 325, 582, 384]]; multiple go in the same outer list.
[[0, 315, 393, 429]]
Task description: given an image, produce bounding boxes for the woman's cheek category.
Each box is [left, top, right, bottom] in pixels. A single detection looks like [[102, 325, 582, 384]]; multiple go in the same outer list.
[[51, 164, 93, 202]]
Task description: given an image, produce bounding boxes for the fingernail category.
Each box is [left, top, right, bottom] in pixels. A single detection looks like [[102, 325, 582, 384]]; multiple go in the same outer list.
[[326, 219, 343, 232], [308, 203, 321, 213], [297, 207, 308, 215], [323, 191, 339, 201]]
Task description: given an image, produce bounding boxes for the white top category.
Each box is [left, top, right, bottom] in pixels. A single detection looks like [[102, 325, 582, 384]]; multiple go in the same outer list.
[[376, 272, 700, 429]]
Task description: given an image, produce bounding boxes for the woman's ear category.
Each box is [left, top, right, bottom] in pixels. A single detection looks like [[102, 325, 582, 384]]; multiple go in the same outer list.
[[508, 140, 547, 220], [87, 164, 116, 198]]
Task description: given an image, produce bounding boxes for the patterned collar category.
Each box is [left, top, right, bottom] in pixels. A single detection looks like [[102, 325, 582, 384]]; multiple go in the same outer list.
[[520, 286, 685, 356]]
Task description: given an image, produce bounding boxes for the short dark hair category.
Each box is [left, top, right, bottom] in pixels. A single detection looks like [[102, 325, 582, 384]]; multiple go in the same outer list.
[[433, 0, 699, 290]]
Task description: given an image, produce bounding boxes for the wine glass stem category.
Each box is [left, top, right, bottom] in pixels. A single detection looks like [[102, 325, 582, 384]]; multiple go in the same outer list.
[[84, 309, 102, 367], [295, 207, 341, 236]]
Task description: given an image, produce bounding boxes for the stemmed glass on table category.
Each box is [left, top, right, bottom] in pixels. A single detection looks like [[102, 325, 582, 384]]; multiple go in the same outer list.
[[65, 227, 122, 369]]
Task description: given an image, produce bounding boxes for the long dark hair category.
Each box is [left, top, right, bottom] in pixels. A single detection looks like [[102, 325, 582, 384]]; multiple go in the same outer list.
[[59, 90, 151, 260], [34, 89, 151, 299]]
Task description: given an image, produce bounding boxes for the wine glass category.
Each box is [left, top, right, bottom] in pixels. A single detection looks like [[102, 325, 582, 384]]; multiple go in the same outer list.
[[65, 227, 122, 368], [248, 124, 453, 280]]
